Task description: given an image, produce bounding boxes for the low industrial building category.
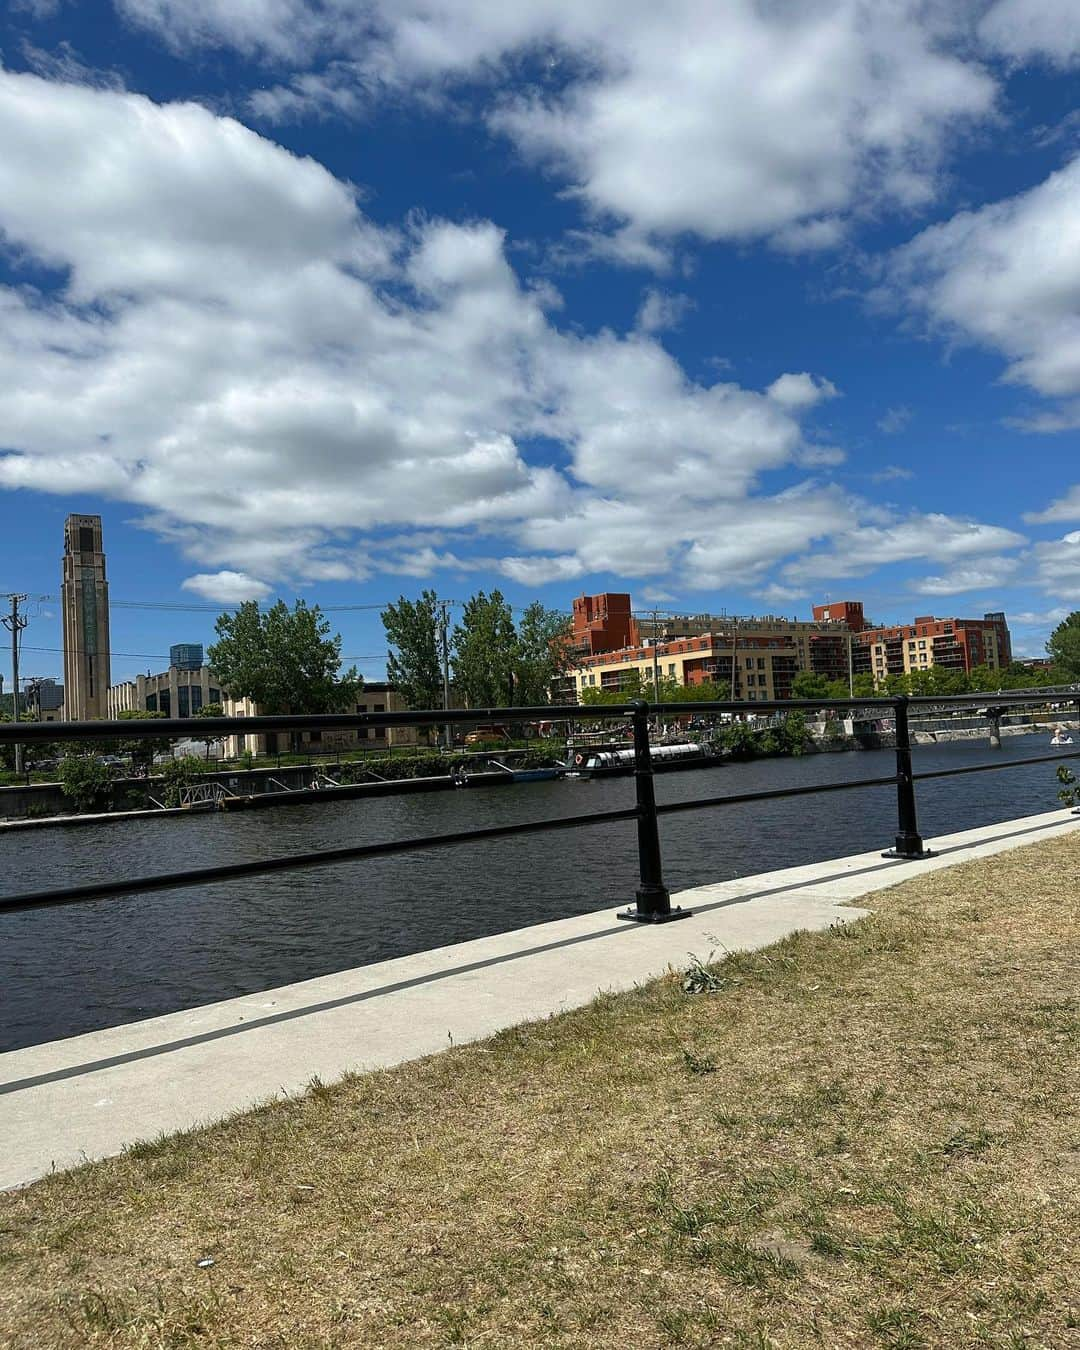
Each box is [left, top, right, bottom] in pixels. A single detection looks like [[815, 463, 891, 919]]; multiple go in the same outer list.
[[107, 644, 225, 719]]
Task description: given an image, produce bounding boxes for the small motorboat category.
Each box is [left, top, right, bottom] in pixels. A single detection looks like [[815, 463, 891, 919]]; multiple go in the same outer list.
[[1050, 730, 1074, 747]]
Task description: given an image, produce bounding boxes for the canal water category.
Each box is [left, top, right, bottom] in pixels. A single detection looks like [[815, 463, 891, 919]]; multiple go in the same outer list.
[[0, 734, 1072, 1051]]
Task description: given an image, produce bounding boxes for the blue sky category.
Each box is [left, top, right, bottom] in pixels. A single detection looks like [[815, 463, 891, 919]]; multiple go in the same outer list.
[[2, 0, 1080, 684]]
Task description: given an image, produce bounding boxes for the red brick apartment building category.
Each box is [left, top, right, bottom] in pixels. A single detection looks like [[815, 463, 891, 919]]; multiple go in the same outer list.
[[850, 612, 1012, 680], [565, 594, 855, 701], [562, 594, 1013, 699]]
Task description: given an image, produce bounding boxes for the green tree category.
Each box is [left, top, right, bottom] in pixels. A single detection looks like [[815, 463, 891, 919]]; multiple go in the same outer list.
[[382, 590, 444, 711], [208, 600, 361, 715], [791, 671, 831, 701], [513, 602, 571, 706], [59, 755, 111, 813], [664, 678, 730, 702], [1047, 611, 1080, 681], [451, 590, 517, 708]]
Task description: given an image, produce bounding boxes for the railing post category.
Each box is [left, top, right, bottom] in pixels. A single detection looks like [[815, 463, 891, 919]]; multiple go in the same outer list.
[[618, 700, 692, 923], [883, 695, 933, 860]]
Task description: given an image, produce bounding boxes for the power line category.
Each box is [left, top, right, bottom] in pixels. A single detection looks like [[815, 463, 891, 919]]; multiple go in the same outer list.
[[23, 645, 393, 662]]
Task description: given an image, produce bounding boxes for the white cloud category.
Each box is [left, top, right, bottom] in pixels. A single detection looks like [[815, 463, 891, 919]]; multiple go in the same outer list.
[[181, 570, 272, 603], [979, 0, 1080, 67], [120, 1, 996, 251], [789, 512, 1026, 582], [0, 68, 875, 591], [891, 157, 1080, 401], [870, 464, 914, 482], [766, 372, 839, 413], [756, 583, 809, 609], [635, 288, 692, 334], [877, 405, 912, 434], [911, 558, 1020, 595], [1033, 531, 1080, 601], [0, 66, 1030, 603], [1024, 485, 1080, 524]]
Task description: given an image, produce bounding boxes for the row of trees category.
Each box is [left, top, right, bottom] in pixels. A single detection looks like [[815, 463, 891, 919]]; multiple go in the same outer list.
[[579, 670, 730, 705], [381, 590, 568, 710]]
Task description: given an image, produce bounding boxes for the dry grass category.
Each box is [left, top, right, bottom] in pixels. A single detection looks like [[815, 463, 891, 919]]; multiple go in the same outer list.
[[1, 833, 1078, 1349]]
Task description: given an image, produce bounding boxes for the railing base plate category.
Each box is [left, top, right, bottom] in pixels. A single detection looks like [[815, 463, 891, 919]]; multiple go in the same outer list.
[[881, 848, 935, 861], [617, 905, 694, 924]]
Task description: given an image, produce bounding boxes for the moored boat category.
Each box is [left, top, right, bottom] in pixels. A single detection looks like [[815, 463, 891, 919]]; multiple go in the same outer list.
[[567, 742, 722, 778]]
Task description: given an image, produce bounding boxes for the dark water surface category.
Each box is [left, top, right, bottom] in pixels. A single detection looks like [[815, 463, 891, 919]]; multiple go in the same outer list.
[[1, 734, 1071, 1051]]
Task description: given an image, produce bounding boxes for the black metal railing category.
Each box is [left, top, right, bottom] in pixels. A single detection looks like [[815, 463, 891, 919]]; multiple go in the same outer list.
[[0, 691, 1078, 923]]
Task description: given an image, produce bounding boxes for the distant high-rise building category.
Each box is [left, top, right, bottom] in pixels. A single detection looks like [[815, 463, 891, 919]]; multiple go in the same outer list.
[[170, 643, 204, 671], [61, 514, 111, 720]]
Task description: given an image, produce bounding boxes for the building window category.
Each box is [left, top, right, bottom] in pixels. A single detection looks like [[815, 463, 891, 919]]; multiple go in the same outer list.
[[745, 657, 754, 669], [178, 686, 190, 718], [209, 688, 221, 703], [374, 703, 385, 712], [757, 657, 766, 669], [918, 641, 926, 650], [146, 693, 157, 712], [190, 686, 203, 713], [309, 730, 322, 744]]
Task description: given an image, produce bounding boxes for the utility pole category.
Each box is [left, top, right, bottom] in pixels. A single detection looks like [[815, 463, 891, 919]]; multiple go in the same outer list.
[[2, 594, 29, 775], [650, 608, 662, 729], [847, 629, 858, 702], [438, 599, 452, 752]]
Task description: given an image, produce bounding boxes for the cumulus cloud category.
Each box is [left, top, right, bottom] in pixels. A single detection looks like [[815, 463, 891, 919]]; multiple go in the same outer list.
[[1024, 485, 1080, 523], [911, 558, 1020, 595], [766, 373, 839, 413], [181, 570, 272, 603], [117, 0, 996, 253], [635, 289, 693, 334], [979, 0, 1080, 67], [788, 513, 1026, 582], [891, 157, 1080, 402], [0, 67, 874, 591], [0, 66, 1029, 601], [1033, 531, 1080, 599]]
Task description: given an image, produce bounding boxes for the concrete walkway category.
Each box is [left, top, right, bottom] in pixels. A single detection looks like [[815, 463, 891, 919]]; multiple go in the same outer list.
[[2, 808, 1076, 1190]]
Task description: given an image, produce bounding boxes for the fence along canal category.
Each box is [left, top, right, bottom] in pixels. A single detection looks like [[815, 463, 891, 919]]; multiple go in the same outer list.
[[1, 693, 1078, 1047]]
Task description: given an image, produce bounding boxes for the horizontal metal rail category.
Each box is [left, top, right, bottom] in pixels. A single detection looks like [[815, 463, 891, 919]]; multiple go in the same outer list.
[[0, 806, 642, 916], [1, 687, 1076, 744], [912, 748, 1080, 782], [2, 692, 1077, 922], [654, 773, 901, 816]]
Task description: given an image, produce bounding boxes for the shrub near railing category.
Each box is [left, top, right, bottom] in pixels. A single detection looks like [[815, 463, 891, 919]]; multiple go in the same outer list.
[[336, 753, 449, 783]]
